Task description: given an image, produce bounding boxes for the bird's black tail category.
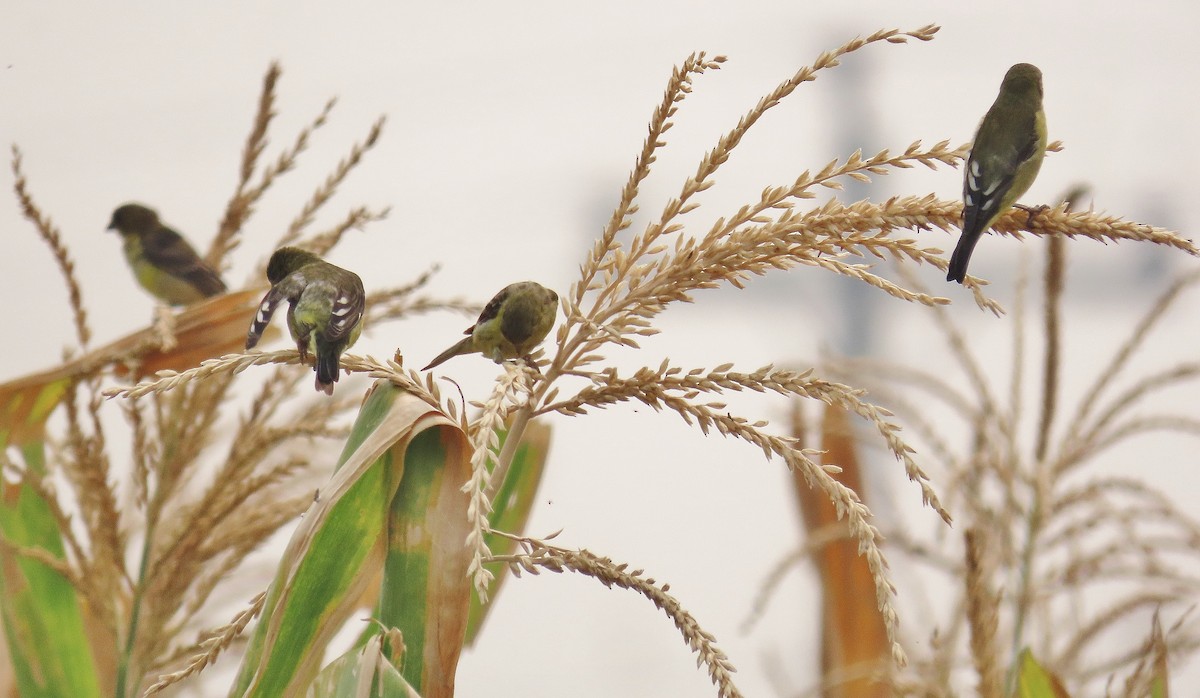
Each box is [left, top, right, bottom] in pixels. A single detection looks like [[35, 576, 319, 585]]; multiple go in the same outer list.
[[315, 345, 340, 396], [946, 231, 982, 284]]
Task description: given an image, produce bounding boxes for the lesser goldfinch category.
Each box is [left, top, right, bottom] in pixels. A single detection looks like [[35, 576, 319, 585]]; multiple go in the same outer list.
[[947, 63, 1048, 284], [422, 281, 558, 371], [107, 203, 228, 304], [245, 247, 365, 395]]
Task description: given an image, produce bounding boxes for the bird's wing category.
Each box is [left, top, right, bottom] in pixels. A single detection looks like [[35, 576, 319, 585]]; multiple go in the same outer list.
[[961, 107, 1039, 237], [245, 273, 312, 349], [1012, 113, 1041, 165], [962, 154, 1016, 237], [143, 225, 227, 294], [323, 269, 366, 343], [500, 296, 539, 345], [468, 285, 512, 335], [246, 286, 287, 349]]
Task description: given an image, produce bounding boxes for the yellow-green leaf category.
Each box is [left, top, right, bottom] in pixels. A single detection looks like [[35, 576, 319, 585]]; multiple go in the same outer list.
[[308, 632, 422, 698], [1017, 648, 1071, 698], [0, 443, 101, 698], [378, 425, 472, 696], [229, 380, 469, 697]]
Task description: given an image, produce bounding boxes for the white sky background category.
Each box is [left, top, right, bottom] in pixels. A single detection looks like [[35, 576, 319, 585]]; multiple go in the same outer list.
[[3, 2, 1199, 696]]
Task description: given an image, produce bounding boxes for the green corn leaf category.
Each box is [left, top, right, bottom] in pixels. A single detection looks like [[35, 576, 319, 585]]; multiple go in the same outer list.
[[1016, 648, 1071, 698], [1149, 613, 1170, 698], [0, 436, 101, 698], [308, 630, 421, 698], [377, 423, 472, 696], [229, 380, 470, 698]]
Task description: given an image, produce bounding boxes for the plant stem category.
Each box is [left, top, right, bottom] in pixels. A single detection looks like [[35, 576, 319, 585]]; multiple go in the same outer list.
[[114, 412, 177, 698], [1007, 466, 1048, 695], [485, 401, 532, 503], [113, 515, 156, 698]]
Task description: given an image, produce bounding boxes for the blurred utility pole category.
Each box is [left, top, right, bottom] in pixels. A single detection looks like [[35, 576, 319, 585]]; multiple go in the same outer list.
[[827, 52, 880, 358]]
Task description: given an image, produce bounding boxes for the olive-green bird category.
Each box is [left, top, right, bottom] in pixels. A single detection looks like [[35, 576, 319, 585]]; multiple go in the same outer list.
[[245, 247, 365, 395], [107, 203, 227, 305], [948, 63, 1048, 284], [422, 281, 558, 371]]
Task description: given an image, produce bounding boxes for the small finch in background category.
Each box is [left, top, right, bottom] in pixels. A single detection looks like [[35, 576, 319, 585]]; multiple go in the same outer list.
[[107, 203, 227, 305], [245, 246, 365, 395], [422, 281, 558, 371], [948, 62, 1048, 284]]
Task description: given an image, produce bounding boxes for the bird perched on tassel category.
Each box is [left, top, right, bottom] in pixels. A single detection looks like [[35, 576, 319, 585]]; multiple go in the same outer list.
[[947, 63, 1048, 284], [107, 203, 227, 305], [423, 281, 558, 371], [245, 247, 365, 395]]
